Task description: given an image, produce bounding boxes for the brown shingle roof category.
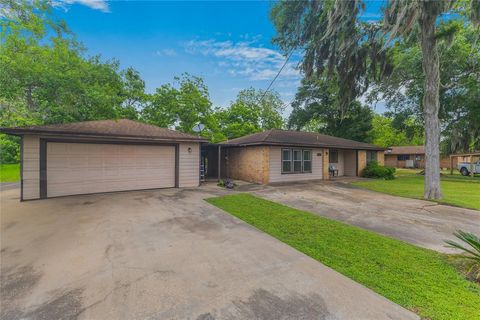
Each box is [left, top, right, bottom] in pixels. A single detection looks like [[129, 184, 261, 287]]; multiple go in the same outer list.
[[0, 119, 207, 142], [221, 129, 384, 150], [385, 146, 425, 155]]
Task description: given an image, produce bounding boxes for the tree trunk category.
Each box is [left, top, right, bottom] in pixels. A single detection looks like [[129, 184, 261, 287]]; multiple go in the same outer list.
[[420, 6, 442, 199]]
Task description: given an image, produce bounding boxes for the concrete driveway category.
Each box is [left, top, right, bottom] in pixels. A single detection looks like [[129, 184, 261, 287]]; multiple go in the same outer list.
[[246, 180, 480, 253], [0, 186, 418, 320]]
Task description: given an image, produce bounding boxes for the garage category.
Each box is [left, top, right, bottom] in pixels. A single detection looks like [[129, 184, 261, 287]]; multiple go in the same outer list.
[[0, 119, 207, 200], [46, 142, 176, 197]]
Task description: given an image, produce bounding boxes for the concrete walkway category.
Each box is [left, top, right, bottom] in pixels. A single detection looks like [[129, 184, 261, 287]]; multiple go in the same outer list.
[[1, 186, 418, 320], [244, 180, 480, 253]]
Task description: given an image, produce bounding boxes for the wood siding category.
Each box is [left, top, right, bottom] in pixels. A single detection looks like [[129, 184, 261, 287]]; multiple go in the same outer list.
[[329, 149, 345, 176], [22, 135, 40, 200], [269, 146, 323, 183], [19, 135, 201, 199], [178, 142, 200, 187], [343, 150, 357, 176]]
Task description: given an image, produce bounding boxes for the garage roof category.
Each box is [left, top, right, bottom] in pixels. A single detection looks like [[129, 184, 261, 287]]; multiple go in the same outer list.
[[0, 119, 207, 142], [385, 146, 425, 155], [220, 129, 384, 150]]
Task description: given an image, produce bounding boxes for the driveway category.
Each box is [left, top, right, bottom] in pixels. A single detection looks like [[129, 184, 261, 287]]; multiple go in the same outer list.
[[246, 180, 480, 253], [0, 186, 418, 320]]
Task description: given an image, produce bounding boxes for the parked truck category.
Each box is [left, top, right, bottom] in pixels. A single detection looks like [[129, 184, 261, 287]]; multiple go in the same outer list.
[[457, 160, 480, 176]]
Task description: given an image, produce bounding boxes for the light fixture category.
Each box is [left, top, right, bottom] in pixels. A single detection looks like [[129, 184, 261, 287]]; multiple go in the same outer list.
[[188, 147, 192, 153]]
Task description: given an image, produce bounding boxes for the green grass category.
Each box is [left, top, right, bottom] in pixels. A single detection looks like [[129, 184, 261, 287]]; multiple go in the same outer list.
[[353, 169, 480, 210], [207, 193, 480, 320], [0, 163, 20, 182]]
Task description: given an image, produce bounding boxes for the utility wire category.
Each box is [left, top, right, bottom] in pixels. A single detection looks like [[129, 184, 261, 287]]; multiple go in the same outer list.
[[258, 48, 296, 102]]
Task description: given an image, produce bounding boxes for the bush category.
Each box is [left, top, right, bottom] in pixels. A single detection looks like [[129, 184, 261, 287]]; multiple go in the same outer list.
[[0, 135, 21, 164], [361, 161, 396, 180]]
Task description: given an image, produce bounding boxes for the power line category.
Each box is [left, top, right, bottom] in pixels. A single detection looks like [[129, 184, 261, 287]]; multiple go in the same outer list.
[[259, 48, 296, 101]]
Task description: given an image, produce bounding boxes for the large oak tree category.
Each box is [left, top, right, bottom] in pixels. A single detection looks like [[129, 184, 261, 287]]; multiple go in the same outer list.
[[271, 0, 479, 199]]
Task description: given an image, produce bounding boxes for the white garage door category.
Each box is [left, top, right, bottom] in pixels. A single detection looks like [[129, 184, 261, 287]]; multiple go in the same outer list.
[[46, 142, 176, 197]]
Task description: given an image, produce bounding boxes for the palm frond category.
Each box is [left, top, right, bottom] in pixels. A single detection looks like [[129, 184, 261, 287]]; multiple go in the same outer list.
[[445, 230, 480, 262]]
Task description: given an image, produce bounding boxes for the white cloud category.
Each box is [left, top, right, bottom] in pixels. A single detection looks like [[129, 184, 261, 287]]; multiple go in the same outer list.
[[183, 39, 300, 82], [55, 0, 110, 13], [155, 48, 177, 57]]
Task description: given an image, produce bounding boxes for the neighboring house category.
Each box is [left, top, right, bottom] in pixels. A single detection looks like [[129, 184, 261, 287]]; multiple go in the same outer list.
[[0, 119, 206, 200], [384, 146, 425, 168], [385, 146, 454, 169], [1, 120, 385, 200], [202, 129, 385, 184]]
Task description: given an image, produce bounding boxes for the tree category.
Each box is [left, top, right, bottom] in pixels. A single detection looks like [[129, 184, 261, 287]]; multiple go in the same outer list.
[[0, 0, 147, 162], [142, 74, 219, 139], [118, 67, 148, 120], [368, 114, 423, 148], [370, 22, 480, 155], [271, 0, 480, 199], [214, 88, 285, 140], [288, 76, 373, 142]]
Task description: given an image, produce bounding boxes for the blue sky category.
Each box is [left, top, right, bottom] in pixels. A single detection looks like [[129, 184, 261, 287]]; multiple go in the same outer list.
[[54, 1, 385, 115]]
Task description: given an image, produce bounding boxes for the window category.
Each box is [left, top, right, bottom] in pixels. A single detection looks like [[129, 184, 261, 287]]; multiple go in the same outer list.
[[303, 150, 312, 172], [281, 148, 312, 173], [397, 155, 410, 161], [293, 150, 302, 172], [282, 149, 291, 172], [367, 151, 377, 164], [329, 150, 338, 163]]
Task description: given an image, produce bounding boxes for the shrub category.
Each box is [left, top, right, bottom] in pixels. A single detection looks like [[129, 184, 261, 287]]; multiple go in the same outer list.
[[361, 161, 396, 180], [0, 135, 21, 164]]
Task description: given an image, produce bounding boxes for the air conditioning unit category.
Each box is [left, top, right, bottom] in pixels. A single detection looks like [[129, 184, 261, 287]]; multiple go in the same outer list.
[[405, 159, 414, 168]]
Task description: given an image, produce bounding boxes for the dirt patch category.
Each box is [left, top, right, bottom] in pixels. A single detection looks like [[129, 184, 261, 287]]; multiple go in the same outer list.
[[228, 289, 331, 320]]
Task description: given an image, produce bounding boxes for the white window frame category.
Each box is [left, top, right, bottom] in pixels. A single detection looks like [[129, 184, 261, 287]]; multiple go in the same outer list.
[[281, 148, 312, 174]]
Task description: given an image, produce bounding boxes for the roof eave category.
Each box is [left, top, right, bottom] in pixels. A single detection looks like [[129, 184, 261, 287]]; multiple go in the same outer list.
[[0, 128, 208, 143], [221, 141, 385, 150]]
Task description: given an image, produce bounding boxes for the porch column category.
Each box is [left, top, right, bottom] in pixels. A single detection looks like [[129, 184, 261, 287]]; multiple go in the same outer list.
[[323, 148, 329, 180], [357, 150, 367, 175], [218, 145, 221, 182]]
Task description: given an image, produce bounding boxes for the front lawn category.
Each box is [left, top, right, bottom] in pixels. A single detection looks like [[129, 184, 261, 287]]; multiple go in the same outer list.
[[352, 170, 480, 210], [0, 163, 20, 182], [207, 193, 480, 320]]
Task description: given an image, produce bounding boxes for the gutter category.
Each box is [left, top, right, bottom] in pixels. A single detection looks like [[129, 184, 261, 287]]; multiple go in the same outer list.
[[0, 128, 208, 143]]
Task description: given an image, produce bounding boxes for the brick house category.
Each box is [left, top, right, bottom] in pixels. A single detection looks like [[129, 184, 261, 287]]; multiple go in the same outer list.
[[203, 129, 385, 184]]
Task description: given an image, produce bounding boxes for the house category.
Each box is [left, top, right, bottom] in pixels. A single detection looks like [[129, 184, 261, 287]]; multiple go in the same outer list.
[[0, 119, 206, 200], [1, 120, 385, 200], [384, 146, 425, 168], [385, 146, 454, 169], [202, 129, 385, 184]]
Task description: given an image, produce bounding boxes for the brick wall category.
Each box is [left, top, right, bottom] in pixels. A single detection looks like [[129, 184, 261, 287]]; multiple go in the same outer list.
[[223, 146, 269, 184], [377, 151, 385, 166], [357, 150, 367, 174]]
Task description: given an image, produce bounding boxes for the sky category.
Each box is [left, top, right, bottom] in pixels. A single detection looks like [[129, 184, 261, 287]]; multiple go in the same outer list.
[[54, 0, 386, 115]]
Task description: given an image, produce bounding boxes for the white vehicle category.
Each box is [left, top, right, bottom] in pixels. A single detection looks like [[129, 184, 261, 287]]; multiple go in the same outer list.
[[457, 160, 480, 176]]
